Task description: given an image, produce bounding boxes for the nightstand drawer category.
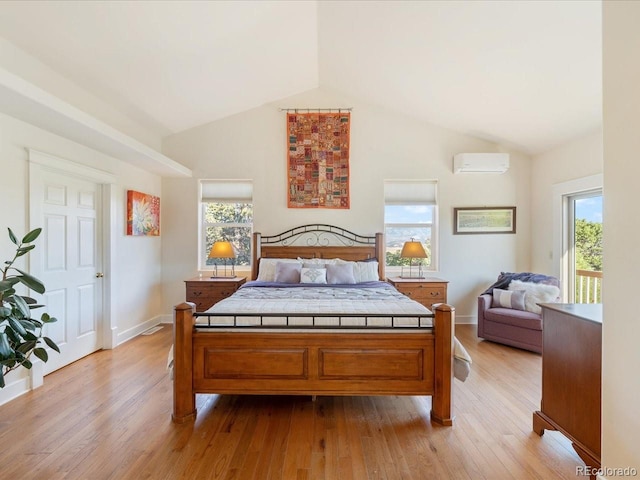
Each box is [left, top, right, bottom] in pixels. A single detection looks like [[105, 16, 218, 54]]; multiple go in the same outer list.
[[185, 277, 246, 312], [401, 285, 446, 302]]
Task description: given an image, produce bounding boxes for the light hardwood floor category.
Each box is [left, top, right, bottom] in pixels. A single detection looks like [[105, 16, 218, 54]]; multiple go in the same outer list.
[[0, 324, 584, 479]]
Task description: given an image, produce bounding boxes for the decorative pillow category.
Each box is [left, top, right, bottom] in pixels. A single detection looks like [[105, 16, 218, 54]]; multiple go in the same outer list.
[[508, 280, 560, 314], [492, 288, 526, 311], [334, 259, 379, 283], [257, 258, 301, 282], [300, 267, 327, 284], [326, 263, 356, 284], [274, 262, 301, 283]]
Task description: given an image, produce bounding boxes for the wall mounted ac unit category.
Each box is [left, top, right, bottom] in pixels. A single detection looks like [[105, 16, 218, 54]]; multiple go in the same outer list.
[[453, 153, 510, 174]]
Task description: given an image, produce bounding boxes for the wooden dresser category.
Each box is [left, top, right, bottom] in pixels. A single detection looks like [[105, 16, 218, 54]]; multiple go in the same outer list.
[[387, 277, 448, 310], [533, 303, 602, 477], [185, 276, 246, 312]]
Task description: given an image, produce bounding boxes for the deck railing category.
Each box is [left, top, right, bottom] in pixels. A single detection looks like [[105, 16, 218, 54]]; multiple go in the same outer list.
[[576, 270, 602, 304]]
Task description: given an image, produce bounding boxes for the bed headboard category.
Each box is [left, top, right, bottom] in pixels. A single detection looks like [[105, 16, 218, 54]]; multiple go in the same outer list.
[[251, 224, 385, 280]]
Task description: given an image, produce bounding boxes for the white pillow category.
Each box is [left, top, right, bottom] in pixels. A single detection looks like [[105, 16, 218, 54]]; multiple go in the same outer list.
[[300, 267, 327, 284], [257, 258, 302, 282], [332, 259, 379, 283], [508, 280, 560, 314]]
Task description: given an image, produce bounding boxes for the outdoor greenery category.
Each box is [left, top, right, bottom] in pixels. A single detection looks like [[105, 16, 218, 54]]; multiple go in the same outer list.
[[0, 228, 59, 388], [204, 202, 253, 266], [575, 219, 603, 272]]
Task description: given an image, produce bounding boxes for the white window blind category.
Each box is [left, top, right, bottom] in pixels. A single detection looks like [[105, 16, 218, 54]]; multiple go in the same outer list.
[[384, 180, 437, 205], [201, 180, 253, 203]]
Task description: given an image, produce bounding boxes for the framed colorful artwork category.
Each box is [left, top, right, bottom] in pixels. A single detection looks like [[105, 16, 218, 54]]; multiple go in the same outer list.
[[287, 112, 350, 209], [127, 190, 160, 236]]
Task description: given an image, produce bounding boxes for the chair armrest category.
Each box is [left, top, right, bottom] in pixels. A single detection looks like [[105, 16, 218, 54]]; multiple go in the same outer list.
[[477, 294, 492, 338], [478, 294, 492, 312]]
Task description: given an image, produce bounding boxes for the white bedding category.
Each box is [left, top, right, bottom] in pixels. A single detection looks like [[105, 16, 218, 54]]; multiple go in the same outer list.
[[200, 282, 433, 328]]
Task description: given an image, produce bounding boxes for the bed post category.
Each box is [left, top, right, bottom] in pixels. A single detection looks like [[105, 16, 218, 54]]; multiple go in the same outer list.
[[172, 302, 196, 423], [431, 303, 454, 426], [375, 232, 385, 279], [252, 232, 261, 281]]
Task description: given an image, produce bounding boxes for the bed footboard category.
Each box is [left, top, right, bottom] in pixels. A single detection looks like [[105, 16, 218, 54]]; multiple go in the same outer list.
[[172, 302, 454, 425]]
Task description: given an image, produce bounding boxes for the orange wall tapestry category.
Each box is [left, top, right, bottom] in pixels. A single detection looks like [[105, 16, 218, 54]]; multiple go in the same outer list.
[[287, 112, 350, 209]]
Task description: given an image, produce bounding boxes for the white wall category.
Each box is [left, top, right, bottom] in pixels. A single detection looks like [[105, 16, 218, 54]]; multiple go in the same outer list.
[[602, 1, 640, 476], [530, 129, 603, 275], [0, 111, 163, 402], [162, 88, 531, 322]]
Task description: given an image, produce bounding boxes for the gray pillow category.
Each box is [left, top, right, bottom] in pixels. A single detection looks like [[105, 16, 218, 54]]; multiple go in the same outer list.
[[492, 288, 526, 311], [274, 262, 301, 283], [326, 263, 356, 284]]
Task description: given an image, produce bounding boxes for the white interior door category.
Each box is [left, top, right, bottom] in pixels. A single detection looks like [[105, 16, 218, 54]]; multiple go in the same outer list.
[[30, 168, 103, 374]]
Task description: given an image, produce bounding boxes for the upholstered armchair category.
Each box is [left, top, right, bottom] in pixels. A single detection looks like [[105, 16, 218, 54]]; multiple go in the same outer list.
[[477, 272, 560, 354]]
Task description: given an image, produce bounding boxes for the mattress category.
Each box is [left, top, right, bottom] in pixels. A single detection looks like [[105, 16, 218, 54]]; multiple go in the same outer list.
[[198, 281, 433, 328]]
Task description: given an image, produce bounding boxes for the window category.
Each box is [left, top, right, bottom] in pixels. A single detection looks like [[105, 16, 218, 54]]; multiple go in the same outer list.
[[200, 180, 253, 270], [384, 180, 438, 271], [568, 190, 603, 303]]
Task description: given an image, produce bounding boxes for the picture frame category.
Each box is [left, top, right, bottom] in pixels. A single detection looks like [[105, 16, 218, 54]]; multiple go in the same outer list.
[[453, 206, 516, 235]]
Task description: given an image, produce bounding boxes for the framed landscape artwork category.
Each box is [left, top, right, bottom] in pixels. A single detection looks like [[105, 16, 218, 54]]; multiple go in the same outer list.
[[454, 207, 516, 234], [127, 190, 160, 236]]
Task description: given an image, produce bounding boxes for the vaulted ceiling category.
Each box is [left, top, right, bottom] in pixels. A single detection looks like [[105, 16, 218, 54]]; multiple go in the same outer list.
[[0, 1, 601, 155]]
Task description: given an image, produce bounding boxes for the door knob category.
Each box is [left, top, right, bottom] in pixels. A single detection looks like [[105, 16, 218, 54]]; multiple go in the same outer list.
[[96, 272, 104, 278]]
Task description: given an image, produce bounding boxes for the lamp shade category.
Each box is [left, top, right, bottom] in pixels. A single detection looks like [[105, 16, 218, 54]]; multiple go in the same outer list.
[[208, 241, 236, 259], [400, 240, 427, 259]]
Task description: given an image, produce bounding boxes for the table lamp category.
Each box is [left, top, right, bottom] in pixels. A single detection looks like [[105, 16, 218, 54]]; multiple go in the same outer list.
[[400, 239, 428, 279], [208, 241, 236, 278]]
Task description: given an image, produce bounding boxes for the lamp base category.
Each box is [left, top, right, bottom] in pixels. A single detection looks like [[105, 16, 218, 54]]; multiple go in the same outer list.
[[210, 275, 237, 279]]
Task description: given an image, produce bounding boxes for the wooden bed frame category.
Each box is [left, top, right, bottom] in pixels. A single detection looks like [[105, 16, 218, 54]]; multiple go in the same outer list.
[[172, 225, 455, 426]]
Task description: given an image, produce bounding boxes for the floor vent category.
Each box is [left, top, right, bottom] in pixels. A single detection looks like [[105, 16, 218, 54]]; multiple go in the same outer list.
[[141, 326, 163, 336]]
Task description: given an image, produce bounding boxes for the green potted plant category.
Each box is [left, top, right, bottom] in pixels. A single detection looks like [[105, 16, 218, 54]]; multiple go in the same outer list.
[[0, 228, 59, 388]]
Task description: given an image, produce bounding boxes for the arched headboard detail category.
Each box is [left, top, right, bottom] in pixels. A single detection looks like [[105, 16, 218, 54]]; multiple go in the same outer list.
[[251, 224, 385, 280]]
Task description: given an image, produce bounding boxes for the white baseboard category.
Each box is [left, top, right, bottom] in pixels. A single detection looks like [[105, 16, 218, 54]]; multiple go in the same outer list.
[[159, 313, 173, 324], [454, 315, 477, 325], [116, 315, 163, 346], [0, 373, 30, 407]]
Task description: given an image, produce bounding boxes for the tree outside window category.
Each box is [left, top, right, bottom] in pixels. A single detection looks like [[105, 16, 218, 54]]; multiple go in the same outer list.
[[202, 202, 253, 268]]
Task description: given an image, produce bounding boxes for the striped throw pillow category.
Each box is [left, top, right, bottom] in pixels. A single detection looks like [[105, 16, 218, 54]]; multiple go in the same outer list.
[[492, 288, 526, 311]]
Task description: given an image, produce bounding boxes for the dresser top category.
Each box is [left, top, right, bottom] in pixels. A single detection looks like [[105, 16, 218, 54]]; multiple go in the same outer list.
[[540, 303, 602, 324]]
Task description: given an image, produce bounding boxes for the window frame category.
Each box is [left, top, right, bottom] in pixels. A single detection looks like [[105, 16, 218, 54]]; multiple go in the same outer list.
[[199, 180, 253, 272], [383, 180, 439, 273]]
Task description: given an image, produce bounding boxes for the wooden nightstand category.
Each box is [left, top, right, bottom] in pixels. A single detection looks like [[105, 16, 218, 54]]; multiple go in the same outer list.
[[387, 277, 448, 310], [185, 276, 246, 312]]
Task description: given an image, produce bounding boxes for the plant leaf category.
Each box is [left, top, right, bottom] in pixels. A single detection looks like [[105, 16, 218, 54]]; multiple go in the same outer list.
[[7, 228, 17, 245], [0, 306, 11, 316], [22, 228, 42, 244], [14, 270, 45, 294], [0, 333, 12, 358], [16, 341, 36, 354], [0, 278, 20, 292], [43, 336, 60, 353], [12, 295, 31, 318], [8, 318, 27, 337], [19, 319, 37, 332], [0, 368, 4, 388], [44, 337, 60, 353], [33, 348, 48, 363], [15, 245, 36, 257]]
